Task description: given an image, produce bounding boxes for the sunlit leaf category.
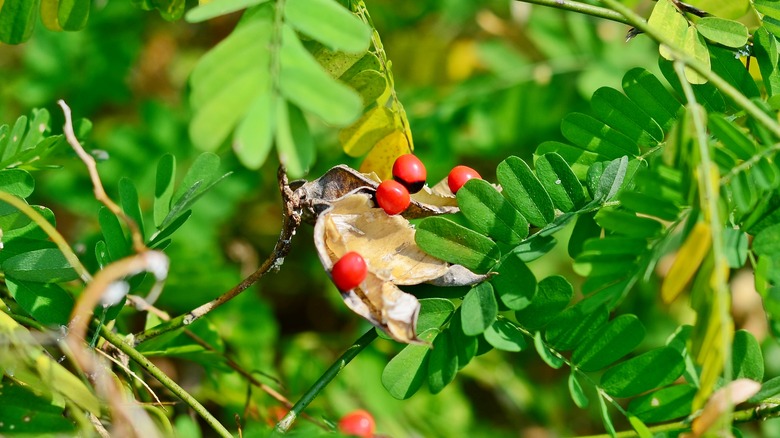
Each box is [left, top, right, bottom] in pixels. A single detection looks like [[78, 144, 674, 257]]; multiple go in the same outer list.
[[427, 330, 458, 394], [359, 130, 412, 180], [600, 347, 685, 398], [628, 384, 696, 423], [572, 315, 645, 372], [340, 106, 395, 157], [515, 275, 572, 330], [2, 248, 79, 283], [415, 217, 501, 274], [594, 208, 663, 238], [496, 156, 555, 227], [185, 0, 268, 23], [381, 329, 438, 399], [285, 0, 370, 53], [753, 27, 780, 97], [275, 101, 313, 177], [696, 17, 748, 48], [622, 68, 683, 133], [0, 0, 38, 44], [5, 278, 73, 326], [279, 25, 363, 126], [591, 87, 664, 149], [561, 113, 640, 159], [534, 152, 586, 212], [732, 330, 764, 381], [662, 221, 712, 303], [457, 178, 529, 245], [545, 298, 608, 351], [460, 282, 498, 336], [483, 319, 526, 352], [535, 331, 564, 369], [58, 0, 89, 30], [490, 252, 536, 310], [568, 372, 589, 408], [647, 0, 688, 61]]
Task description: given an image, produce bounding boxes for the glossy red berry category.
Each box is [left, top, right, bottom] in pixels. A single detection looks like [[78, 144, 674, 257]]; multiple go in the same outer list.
[[331, 252, 367, 291], [338, 409, 376, 438], [448, 165, 482, 194], [376, 180, 411, 215], [392, 154, 427, 193]]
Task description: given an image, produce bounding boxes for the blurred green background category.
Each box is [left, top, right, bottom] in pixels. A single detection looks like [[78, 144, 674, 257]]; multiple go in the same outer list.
[[4, 1, 778, 436]]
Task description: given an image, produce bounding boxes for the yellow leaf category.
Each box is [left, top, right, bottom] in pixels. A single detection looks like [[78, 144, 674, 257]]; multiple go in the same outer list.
[[339, 106, 395, 157], [692, 379, 760, 436], [359, 130, 412, 180], [40, 0, 62, 31], [648, 0, 688, 61], [683, 27, 710, 84], [661, 221, 712, 303]]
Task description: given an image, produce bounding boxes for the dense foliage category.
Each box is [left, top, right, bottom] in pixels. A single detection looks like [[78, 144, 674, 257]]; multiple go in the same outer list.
[[2, 0, 780, 437]]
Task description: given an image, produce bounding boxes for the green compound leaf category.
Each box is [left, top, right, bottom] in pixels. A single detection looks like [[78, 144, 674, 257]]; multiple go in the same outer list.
[[515, 275, 572, 330], [709, 113, 756, 161], [622, 68, 683, 133], [382, 329, 438, 400], [598, 393, 617, 438], [457, 178, 528, 245], [496, 156, 555, 227], [756, 0, 780, 37], [0, 381, 76, 434], [573, 236, 645, 277], [460, 282, 498, 336], [723, 227, 749, 268], [234, 89, 275, 169], [58, 0, 90, 31], [189, 15, 273, 153], [648, 0, 688, 61], [285, 0, 370, 53], [732, 329, 764, 381], [572, 314, 646, 372], [5, 278, 74, 326], [569, 371, 589, 408], [561, 113, 640, 159], [545, 298, 608, 351], [568, 212, 600, 259], [0, 0, 39, 44], [154, 154, 176, 228], [99, 207, 131, 262], [753, 27, 780, 97], [591, 87, 664, 149], [754, 222, 780, 256], [682, 26, 710, 85], [490, 252, 537, 310], [534, 152, 586, 212], [275, 100, 314, 178], [279, 24, 363, 126], [2, 248, 79, 283], [427, 330, 458, 394], [416, 298, 456, 334], [119, 178, 145, 239], [600, 347, 685, 398], [618, 190, 681, 222], [0, 169, 34, 199], [415, 217, 501, 274], [696, 17, 749, 48], [628, 384, 696, 423], [595, 208, 663, 238], [185, 0, 269, 23], [535, 331, 564, 369], [750, 376, 780, 402], [450, 311, 478, 369], [483, 319, 526, 352], [536, 141, 602, 180]]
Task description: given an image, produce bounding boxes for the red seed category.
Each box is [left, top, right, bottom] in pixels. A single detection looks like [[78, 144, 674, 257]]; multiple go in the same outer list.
[[338, 409, 376, 438], [448, 165, 482, 194], [331, 252, 367, 291], [376, 180, 411, 215], [392, 154, 427, 193]]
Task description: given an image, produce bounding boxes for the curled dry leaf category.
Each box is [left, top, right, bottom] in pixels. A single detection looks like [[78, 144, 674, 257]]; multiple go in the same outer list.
[[690, 378, 761, 437], [314, 192, 484, 344], [292, 165, 458, 223]]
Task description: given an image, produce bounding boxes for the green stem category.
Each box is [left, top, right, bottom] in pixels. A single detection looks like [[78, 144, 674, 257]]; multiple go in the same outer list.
[[516, 0, 631, 25], [99, 325, 233, 438], [273, 328, 379, 434], [597, 0, 780, 141], [581, 403, 780, 438]]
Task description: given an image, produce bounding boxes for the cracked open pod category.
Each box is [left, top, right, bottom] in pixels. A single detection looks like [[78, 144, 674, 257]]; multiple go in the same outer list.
[[314, 191, 484, 344]]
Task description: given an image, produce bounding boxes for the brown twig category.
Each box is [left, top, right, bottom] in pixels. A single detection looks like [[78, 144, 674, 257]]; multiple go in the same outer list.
[[57, 100, 146, 253], [133, 166, 302, 345]]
